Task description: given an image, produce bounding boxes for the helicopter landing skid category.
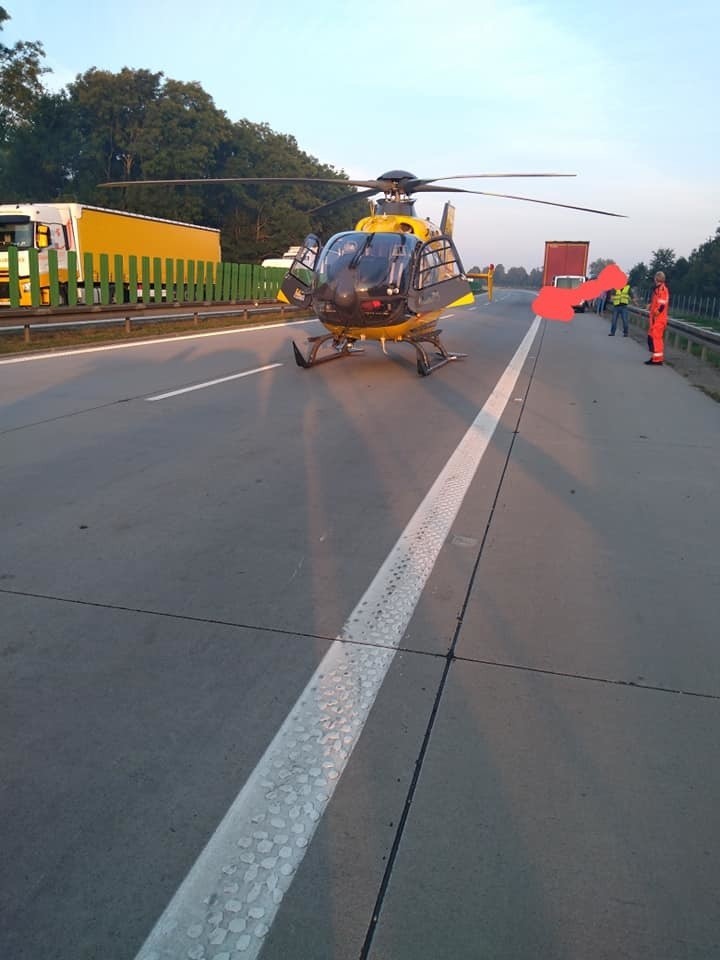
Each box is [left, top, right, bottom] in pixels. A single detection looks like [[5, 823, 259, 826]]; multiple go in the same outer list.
[[406, 329, 467, 377], [292, 333, 363, 369]]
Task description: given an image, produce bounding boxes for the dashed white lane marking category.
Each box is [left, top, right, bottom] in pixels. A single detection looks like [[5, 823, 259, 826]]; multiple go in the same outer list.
[[145, 364, 283, 401], [0, 317, 316, 365], [135, 316, 542, 960]]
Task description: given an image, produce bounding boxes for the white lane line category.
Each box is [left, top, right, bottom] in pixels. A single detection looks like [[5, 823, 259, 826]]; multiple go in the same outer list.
[[0, 317, 317, 365], [135, 316, 542, 960], [145, 364, 282, 401]]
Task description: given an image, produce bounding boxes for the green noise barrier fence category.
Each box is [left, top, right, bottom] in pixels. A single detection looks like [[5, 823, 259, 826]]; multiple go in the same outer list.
[[2, 247, 289, 309]]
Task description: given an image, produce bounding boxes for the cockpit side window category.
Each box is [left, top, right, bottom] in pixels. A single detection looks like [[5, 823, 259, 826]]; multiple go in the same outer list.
[[415, 238, 464, 289]]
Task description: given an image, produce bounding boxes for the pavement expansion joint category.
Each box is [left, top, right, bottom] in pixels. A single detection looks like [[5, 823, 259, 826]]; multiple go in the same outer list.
[[0, 397, 129, 435], [453, 653, 720, 701], [0, 587, 333, 643], [0, 586, 450, 661]]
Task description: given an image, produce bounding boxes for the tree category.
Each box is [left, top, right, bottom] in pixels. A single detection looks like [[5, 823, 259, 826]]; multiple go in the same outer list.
[[505, 266, 530, 287], [209, 120, 363, 261], [649, 247, 676, 277], [677, 226, 720, 298], [0, 90, 78, 198], [0, 63, 363, 261], [628, 262, 650, 289], [589, 257, 615, 277], [670, 256, 690, 291], [0, 7, 49, 137], [99, 74, 239, 226], [491, 263, 506, 285]]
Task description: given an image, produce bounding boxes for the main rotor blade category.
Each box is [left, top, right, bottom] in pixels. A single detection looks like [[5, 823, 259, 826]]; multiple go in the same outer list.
[[96, 173, 624, 215], [98, 176, 380, 189], [308, 188, 380, 214], [414, 184, 626, 217], [98, 172, 578, 190], [411, 172, 577, 189]]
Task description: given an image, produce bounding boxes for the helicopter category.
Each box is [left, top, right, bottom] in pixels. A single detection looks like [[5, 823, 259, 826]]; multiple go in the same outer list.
[[99, 170, 625, 376]]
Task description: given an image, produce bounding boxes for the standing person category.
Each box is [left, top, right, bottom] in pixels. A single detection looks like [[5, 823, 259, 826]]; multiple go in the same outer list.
[[646, 271, 670, 365], [609, 279, 631, 336], [596, 289, 608, 313]]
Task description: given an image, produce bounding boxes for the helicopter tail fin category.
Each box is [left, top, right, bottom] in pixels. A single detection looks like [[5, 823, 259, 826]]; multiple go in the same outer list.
[[440, 202, 456, 237]]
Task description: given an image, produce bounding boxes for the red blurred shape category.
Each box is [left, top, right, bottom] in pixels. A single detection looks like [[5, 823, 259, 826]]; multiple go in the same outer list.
[[532, 263, 627, 322]]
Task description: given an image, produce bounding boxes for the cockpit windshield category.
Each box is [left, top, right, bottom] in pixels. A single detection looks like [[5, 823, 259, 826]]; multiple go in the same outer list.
[[0, 221, 33, 250], [315, 231, 419, 294]]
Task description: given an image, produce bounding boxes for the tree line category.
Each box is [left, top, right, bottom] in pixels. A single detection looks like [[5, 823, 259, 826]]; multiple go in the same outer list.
[[0, 8, 365, 263], [626, 236, 720, 299], [468, 264, 545, 289], [2, 8, 718, 287], [471, 235, 720, 300]]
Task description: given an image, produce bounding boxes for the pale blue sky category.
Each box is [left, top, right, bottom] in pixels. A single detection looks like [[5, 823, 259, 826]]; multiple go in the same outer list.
[[5, 0, 718, 270]]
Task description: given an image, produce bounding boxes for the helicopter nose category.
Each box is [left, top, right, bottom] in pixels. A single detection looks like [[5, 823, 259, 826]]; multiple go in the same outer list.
[[332, 275, 358, 312]]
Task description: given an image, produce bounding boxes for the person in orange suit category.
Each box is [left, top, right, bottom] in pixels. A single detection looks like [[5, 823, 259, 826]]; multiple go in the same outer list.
[[646, 271, 670, 365]]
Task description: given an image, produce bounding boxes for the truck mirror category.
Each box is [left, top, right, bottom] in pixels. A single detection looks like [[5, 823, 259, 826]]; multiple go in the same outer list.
[[37, 224, 50, 248]]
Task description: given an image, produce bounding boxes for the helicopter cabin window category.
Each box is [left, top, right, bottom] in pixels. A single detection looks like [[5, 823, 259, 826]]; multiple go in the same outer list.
[[286, 234, 321, 287], [296, 237, 320, 270], [416, 238, 463, 289], [289, 235, 320, 273], [316, 232, 418, 294]]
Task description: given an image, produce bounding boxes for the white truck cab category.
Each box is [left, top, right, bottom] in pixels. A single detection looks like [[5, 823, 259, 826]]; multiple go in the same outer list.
[[552, 274, 588, 312], [261, 246, 301, 270]]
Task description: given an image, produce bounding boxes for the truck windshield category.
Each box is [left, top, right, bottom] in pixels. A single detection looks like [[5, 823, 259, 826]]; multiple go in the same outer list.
[[554, 276, 584, 289], [0, 222, 33, 249]]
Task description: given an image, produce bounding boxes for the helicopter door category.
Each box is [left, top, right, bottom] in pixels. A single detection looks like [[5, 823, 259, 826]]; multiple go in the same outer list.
[[407, 236, 471, 313], [279, 233, 321, 307]]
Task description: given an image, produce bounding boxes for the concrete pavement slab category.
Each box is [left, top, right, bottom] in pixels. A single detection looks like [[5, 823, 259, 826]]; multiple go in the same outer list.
[[258, 649, 443, 960], [456, 313, 720, 695], [367, 659, 720, 960], [0, 590, 329, 960]]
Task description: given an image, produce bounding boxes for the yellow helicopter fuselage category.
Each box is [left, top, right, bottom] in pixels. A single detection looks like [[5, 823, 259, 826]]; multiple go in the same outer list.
[[314, 212, 473, 341], [280, 198, 478, 375], [354, 212, 437, 241]]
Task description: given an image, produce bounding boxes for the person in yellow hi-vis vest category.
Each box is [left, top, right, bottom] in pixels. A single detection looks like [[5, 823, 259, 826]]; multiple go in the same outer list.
[[609, 281, 632, 336]]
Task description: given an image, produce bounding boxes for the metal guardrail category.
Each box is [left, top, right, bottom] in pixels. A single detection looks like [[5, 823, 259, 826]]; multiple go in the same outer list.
[[0, 300, 303, 344], [627, 305, 720, 359], [3, 297, 719, 361], [637, 288, 720, 327]]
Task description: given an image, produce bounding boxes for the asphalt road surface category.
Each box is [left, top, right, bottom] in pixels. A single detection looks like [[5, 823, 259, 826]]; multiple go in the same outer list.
[[2, 292, 719, 960]]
